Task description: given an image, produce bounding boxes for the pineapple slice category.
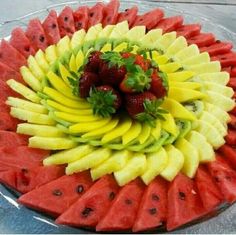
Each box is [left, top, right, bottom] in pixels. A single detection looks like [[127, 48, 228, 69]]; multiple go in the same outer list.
[[167, 71, 196, 82], [161, 98, 196, 121], [29, 136, 77, 150], [161, 113, 178, 136], [10, 107, 55, 125], [57, 36, 71, 57], [198, 72, 229, 86], [187, 61, 221, 74], [186, 130, 215, 162], [71, 29, 86, 49], [141, 147, 168, 185], [169, 81, 201, 90], [126, 26, 146, 41], [45, 45, 58, 64], [193, 120, 225, 149], [159, 62, 182, 73], [6, 97, 47, 114], [166, 36, 188, 56], [101, 43, 112, 52], [113, 42, 128, 52], [152, 54, 169, 65], [69, 54, 77, 73], [168, 87, 206, 102], [122, 122, 142, 145], [35, 49, 49, 72], [175, 44, 199, 61], [109, 21, 129, 38], [91, 150, 131, 180], [155, 32, 176, 51], [160, 145, 184, 181], [17, 123, 65, 137], [182, 52, 210, 65], [84, 23, 103, 41], [43, 145, 94, 165], [66, 148, 111, 175], [175, 138, 199, 178], [98, 25, 115, 38], [140, 29, 162, 45], [151, 120, 161, 140], [203, 82, 234, 98], [27, 55, 45, 81], [114, 153, 147, 186], [138, 123, 151, 144]]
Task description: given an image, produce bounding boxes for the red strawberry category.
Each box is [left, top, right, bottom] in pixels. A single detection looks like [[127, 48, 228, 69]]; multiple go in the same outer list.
[[150, 69, 167, 99], [79, 72, 100, 98], [84, 51, 102, 72], [88, 85, 122, 117]]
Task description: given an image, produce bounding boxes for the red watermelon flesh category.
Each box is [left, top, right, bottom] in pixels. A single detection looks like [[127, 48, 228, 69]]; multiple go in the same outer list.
[[0, 100, 10, 113], [87, 2, 105, 29], [26, 19, 48, 51], [195, 165, 223, 210], [0, 130, 28, 148], [230, 106, 236, 116], [200, 41, 233, 56], [228, 78, 236, 91], [18, 171, 93, 217], [231, 66, 236, 77], [0, 62, 23, 83], [207, 156, 236, 203], [229, 114, 236, 128], [10, 27, 35, 58], [132, 177, 168, 232], [225, 129, 236, 146], [0, 112, 20, 132], [117, 6, 138, 27], [96, 179, 144, 232], [218, 145, 236, 170], [132, 8, 164, 31], [211, 52, 236, 68], [102, 0, 120, 26], [187, 33, 215, 47], [0, 79, 21, 101], [176, 24, 201, 39], [0, 146, 49, 171], [167, 173, 206, 231], [57, 7, 75, 38], [56, 174, 119, 227], [0, 40, 26, 71], [73, 6, 89, 31], [0, 165, 64, 194], [42, 10, 61, 45], [155, 15, 183, 33]]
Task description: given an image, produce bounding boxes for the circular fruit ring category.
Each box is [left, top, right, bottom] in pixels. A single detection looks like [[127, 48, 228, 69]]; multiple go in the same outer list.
[[0, 0, 236, 233]]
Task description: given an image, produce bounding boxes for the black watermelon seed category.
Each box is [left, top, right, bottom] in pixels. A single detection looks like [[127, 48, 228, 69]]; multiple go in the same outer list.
[[225, 175, 232, 181], [24, 46, 30, 52], [152, 194, 160, 201], [215, 176, 220, 182], [149, 208, 157, 215], [39, 35, 45, 42], [109, 192, 115, 200], [52, 23, 57, 29], [77, 22, 82, 28], [178, 191, 186, 200], [21, 168, 28, 173], [89, 12, 94, 17], [125, 9, 128, 12], [125, 199, 132, 205], [216, 40, 221, 43], [52, 189, 63, 196], [76, 185, 84, 194], [64, 16, 68, 22], [81, 207, 93, 218]]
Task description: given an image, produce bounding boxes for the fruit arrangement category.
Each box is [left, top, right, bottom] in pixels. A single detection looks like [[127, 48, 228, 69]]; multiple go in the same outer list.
[[0, 0, 236, 232]]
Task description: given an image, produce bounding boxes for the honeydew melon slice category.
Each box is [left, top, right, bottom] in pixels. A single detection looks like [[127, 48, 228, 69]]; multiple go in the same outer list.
[[182, 52, 210, 65], [187, 61, 221, 74], [98, 25, 115, 38], [57, 36, 71, 57], [175, 44, 199, 61], [140, 29, 162, 45], [34, 49, 49, 72], [45, 45, 58, 64], [155, 32, 176, 51], [27, 55, 45, 81], [84, 23, 103, 41], [202, 82, 234, 98], [198, 72, 229, 85], [125, 26, 146, 41], [75, 50, 85, 70], [166, 36, 188, 56], [71, 29, 86, 49], [109, 21, 129, 38]]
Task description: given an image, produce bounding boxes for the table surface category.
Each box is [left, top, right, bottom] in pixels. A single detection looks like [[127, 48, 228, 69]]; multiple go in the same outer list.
[[0, 0, 236, 234]]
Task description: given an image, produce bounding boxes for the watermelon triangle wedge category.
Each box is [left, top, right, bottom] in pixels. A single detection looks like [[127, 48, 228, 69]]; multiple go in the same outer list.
[[102, 0, 120, 26], [117, 6, 138, 27], [0, 130, 28, 148], [73, 6, 89, 31]]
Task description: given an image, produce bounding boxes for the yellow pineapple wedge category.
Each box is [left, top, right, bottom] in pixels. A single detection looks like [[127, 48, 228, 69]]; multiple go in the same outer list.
[[161, 113, 178, 136], [175, 138, 199, 178], [122, 122, 142, 145], [141, 147, 168, 185], [113, 42, 128, 52], [45, 45, 58, 64], [66, 148, 111, 175], [69, 54, 77, 73], [160, 145, 184, 181], [137, 123, 151, 144], [159, 62, 182, 73], [43, 145, 94, 165], [34, 49, 49, 72], [114, 153, 147, 186], [169, 81, 201, 90], [167, 71, 196, 82], [91, 150, 131, 181], [58, 62, 75, 87]]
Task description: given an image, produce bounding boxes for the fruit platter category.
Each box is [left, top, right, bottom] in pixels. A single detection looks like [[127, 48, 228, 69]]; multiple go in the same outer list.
[[1, 0, 236, 233]]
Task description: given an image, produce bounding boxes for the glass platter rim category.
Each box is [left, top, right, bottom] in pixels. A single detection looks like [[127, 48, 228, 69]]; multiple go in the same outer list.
[[0, 0, 236, 234]]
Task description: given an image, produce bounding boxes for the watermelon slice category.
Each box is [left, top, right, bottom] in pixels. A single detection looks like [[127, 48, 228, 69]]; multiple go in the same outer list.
[[230, 106, 236, 116], [0, 130, 28, 148], [211, 52, 236, 67], [42, 10, 61, 45], [229, 114, 236, 129], [87, 2, 105, 28], [56, 175, 119, 227], [207, 156, 236, 203], [132, 8, 164, 31], [228, 78, 236, 91], [155, 16, 183, 33], [18, 171, 93, 217], [0, 100, 10, 113], [26, 19, 48, 51], [176, 24, 201, 39], [132, 177, 168, 232], [225, 130, 236, 145], [231, 66, 236, 77], [0, 40, 26, 71], [187, 33, 215, 47], [0, 62, 23, 83], [0, 112, 20, 132], [73, 6, 89, 31], [195, 165, 223, 210], [10, 28, 35, 57], [0, 146, 49, 172], [200, 41, 233, 56], [218, 145, 236, 169], [117, 6, 138, 27], [57, 6, 76, 37], [102, 0, 120, 26], [167, 173, 206, 231], [96, 179, 144, 232], [0, 165, 64, 194]]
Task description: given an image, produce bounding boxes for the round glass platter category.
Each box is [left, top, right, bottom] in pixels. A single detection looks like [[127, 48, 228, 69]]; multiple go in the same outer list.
[[0, 0, 236, 233]]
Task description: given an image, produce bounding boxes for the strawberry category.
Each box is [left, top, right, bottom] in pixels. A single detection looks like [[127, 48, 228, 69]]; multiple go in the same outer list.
[[87, 85, 122, 117], [125, 91, 167, 126], [150, 69, 167, 99], [79, 71, 100, 98], [84, 51, 102, 72]]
